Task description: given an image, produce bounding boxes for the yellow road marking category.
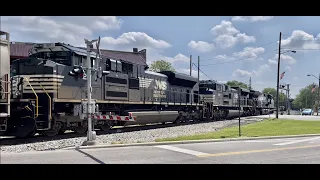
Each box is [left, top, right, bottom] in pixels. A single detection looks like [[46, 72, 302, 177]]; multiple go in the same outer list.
[[197, 144, 320, 158]]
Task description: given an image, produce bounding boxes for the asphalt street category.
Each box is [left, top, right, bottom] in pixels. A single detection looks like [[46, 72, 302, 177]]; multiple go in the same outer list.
[[2, 136, 320, 164], [256, 114, 320, 121]]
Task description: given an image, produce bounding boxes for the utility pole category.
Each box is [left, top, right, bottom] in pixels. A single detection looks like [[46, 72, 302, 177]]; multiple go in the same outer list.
[[317, 73, 320, 116], [190, 55, 192, 76], [287, 84, 290, 115], [249, 77, 252, 90], [276, 32, 282, 119], [238, 88, 241, 137], [198, 56, 200, 104]]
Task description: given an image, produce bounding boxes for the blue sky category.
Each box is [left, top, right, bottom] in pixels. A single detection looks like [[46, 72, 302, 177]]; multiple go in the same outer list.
[[2, 16, 320, 97]]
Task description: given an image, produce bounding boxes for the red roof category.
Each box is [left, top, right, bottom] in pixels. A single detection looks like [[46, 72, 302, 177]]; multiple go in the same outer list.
[[10, 43, 34, 58], [10, 43, 147, 66]]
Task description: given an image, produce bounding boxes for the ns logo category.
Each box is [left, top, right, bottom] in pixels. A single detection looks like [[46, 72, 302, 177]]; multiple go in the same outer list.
[[155, 80, 167, 90]]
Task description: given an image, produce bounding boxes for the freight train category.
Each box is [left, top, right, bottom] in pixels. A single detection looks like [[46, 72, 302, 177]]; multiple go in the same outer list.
[[0, 31, 274, 138]]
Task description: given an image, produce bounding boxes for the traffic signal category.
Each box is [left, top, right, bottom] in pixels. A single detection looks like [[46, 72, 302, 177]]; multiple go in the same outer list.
[[68, 65, 86, 80]]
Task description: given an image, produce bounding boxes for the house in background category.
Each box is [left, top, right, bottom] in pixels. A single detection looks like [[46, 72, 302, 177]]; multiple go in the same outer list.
[[10, 42, 35, 63]]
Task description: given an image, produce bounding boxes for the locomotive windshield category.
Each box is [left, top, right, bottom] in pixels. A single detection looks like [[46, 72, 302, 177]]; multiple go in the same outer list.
[[11, 58, 53, 75], [30, 51, 71, 66]]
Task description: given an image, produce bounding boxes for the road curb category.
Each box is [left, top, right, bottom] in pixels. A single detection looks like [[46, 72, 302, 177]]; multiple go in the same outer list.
[[62, 133, 320, 151]]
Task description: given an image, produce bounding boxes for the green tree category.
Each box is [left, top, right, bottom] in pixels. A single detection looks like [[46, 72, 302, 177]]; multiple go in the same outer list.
[[292, 84, 319, 109], [226, 80, 248, 89], [149, 60, 175, 72], [262, 87, 286, 107]]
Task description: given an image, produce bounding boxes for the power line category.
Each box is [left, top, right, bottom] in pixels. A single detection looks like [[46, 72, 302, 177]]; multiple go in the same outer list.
[[192, 62, 216, 82], [200, 40, 279, 62], [201, 49, 279, 66], [281, 48, 320, 51]]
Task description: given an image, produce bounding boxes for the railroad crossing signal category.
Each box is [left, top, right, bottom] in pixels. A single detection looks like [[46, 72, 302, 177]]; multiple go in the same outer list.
[[68, 65, 86, 80]]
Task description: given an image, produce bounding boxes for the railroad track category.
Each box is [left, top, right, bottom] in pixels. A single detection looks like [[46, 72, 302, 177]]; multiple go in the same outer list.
[[0, 116, 263, 147]]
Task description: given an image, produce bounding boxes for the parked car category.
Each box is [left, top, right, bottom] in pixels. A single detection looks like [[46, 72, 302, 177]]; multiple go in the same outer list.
[[302, 109, 313, 116]]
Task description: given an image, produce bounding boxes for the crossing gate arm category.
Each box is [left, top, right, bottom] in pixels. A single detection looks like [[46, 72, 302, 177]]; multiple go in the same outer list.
[[90, 115, 137, 122]]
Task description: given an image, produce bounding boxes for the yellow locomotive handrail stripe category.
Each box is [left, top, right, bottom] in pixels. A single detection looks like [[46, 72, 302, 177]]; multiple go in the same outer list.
[[24, 77, 38, 118], [39, 84, 52, 120]]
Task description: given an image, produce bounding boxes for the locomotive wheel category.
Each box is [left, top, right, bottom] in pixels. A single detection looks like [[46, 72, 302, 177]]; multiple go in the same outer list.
[[0, 131, 6, 136], [14, 116, 36, 138], [100, 123, 111, 132], [58, 129, 66, 135], [174, 114, 183, 125], [42, 130, 58, 137], [27, 127, 37, 137], [42, 121, 62, 137], [74, 120, 87, 134]]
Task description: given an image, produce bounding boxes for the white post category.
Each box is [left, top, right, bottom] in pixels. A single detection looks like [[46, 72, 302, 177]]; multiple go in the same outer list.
[[86, 42, 93, 142]]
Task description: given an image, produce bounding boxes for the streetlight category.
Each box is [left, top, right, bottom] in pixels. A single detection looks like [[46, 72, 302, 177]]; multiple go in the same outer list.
[[307, 73, 320, 116], [275, 47, 296, 119]]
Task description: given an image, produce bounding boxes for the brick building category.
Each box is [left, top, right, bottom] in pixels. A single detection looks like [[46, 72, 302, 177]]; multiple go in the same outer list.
[[9, 42, 147, 66]]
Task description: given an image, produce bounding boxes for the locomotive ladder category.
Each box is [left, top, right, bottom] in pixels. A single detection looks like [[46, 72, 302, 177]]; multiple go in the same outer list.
[[0, 74, 11, 118], [24, 77, 39, 118]]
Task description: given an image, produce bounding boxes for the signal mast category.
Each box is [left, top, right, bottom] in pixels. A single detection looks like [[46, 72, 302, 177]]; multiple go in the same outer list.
[[69, 36, 109, 145]]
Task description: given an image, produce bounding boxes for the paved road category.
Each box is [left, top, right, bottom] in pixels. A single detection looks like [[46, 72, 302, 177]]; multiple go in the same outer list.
[[2, 136, 320, 164], [256, 114, 320, 121]]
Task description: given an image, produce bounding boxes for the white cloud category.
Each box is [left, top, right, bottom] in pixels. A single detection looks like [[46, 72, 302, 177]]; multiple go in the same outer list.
[[231, 16, 274, 22], [252, 64, 271, 76], [218, 80, 227, 84], [1, 16, 123, 46], [2, 16, 180, 71], [285, 65, 291, 71], [282, 30, 320, 50], [210, 20, 240, 36], [233, 47, 265, 61], [268, 54, 296, 65], [211, 21, 256, 48], [213, 46, 265, 63], [233, 64, 270, 77], [187, 41, 214, 52], [189, 20, 256, 52], [91, 16, 123, 30], [268, 59, 277, 65], [101, 32, 171, 49], [293, 77, 299, 80], [214, 54, 235, 61], [232, 69, 253, 77], [154, 53, 189, 64]]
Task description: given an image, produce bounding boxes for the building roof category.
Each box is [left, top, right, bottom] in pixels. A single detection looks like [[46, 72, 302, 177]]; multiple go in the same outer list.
[[100, 49, 147, 66], [78, 47, 147, 66], [10, 42, 147, 66], [10, 42, 35, 58]]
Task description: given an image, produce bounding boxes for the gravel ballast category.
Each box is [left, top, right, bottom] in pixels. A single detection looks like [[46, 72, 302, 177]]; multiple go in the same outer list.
[[0, 118, 263, 153]]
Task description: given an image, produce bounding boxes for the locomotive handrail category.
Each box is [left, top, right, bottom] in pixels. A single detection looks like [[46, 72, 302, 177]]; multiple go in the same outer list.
[[24, 77, 39, 118], [39, 84, 52, 121]]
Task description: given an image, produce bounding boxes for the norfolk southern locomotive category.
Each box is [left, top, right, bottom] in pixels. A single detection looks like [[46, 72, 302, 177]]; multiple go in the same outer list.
[[0, 31, 274, 138]]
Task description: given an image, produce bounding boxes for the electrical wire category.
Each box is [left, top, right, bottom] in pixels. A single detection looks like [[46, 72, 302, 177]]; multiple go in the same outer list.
[[191, 62, 217, 82], [200, 40, 279, 62], [201, 49, 279, 66]]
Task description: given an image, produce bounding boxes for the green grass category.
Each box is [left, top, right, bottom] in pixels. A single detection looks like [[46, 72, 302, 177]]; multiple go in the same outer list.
[[156, 119, 320, 142]]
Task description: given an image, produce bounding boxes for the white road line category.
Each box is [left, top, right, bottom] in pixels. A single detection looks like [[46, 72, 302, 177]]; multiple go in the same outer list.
[[243, 140, 288, 143], [155, 145, 209, 156], [273, 137, 320, 146]]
